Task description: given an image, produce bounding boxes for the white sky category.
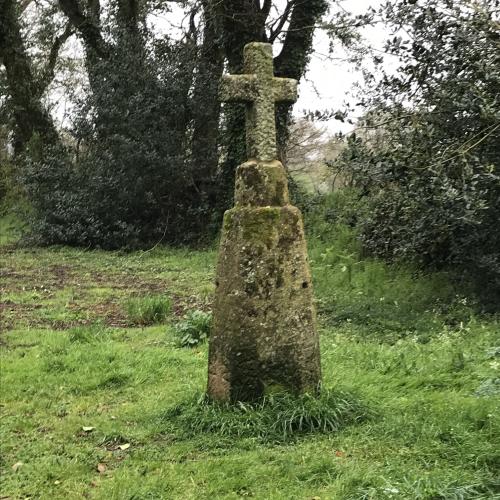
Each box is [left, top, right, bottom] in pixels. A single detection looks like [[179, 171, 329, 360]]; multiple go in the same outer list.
[[295, 0, 394, 134], [149, 0, 391, 135]]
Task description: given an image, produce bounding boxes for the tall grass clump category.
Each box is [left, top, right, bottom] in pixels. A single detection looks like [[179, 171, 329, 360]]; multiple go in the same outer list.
[[161, 388, 371, 443], [125, 295, 172, 325], [68, 322, 108, 343]]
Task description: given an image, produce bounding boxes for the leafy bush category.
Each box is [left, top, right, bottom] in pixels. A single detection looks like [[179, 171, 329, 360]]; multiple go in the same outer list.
[[126, 295, 172, 326], [22, 32, 215, 248], [302, 188, 366, 243], [174, 310, 212, 347], [161, 388, 371, 442], [334, 1, 500, 307]]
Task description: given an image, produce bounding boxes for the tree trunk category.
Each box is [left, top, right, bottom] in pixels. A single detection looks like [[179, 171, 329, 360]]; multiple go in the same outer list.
[[190, 0, 225, 203], [215, 0, 268, 208], [215, 0, 328, 207], [274, 0, 328, 162], [58, 0, 110, 94], [0, 0, 60, 154]]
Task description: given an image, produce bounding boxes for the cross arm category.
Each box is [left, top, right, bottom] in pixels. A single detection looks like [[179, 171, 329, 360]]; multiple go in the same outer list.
[[220, 74, 258, 103], [273, 77, 298, 103]]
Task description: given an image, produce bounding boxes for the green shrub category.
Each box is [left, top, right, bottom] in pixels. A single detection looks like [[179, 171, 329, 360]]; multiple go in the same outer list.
[[333, 1, 500, 307], [21, 34, 216, 249], [126, 295, 172, 326], [173, 310, 212, 347], [301, 188, 366, 243]]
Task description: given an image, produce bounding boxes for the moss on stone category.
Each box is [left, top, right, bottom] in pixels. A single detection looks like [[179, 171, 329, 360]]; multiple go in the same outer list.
[[208, 203, 321, 402], [263, 382, 288, 395], [219, 43, 298, 162], [235, 160, 289, 207], [242, 208, 280, 245]]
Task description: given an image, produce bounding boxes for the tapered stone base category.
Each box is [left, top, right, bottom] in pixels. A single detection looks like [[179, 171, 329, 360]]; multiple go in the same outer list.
[[207, 160, 321, 402]]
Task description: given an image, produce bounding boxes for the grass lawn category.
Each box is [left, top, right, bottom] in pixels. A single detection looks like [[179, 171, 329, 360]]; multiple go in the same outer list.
[[1, 229, 499, 499]]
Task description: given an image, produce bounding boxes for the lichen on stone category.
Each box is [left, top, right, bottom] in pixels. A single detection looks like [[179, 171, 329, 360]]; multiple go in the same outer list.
[[235, 160, 289, 208], [219, 42, 298, 162], [208, 189, 322, 402]]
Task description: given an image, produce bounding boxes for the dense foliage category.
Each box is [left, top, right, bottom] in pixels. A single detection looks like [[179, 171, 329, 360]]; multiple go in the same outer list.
[[2, 0, 328, 248], [23, 33, 207, 248], [336, 0, 500, 302]]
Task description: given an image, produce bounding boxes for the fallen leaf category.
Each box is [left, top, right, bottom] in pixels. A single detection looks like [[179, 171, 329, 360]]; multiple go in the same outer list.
[[82, 426, 95, 432], [12, 462, 23, 471], [118, 443, 130, 450], [97, 463, 107, 474]]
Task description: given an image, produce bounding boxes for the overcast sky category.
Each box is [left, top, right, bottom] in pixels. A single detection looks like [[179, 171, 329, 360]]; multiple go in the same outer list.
[[294, 0, 394, 134]]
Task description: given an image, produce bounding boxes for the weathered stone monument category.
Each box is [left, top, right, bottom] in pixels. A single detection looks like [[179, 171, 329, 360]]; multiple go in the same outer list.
[[208, 42, 321, 402]]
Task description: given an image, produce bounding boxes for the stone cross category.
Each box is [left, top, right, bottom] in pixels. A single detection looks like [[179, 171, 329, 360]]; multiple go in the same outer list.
[[208, 42, 321, 403], [220, 42, 297, 162]]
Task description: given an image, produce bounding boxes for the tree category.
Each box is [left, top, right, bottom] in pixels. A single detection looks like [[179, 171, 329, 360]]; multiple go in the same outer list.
[[0, 0, 70, 154], [338, 0, 500, 304], [5, 0, 346, 248], [285, 119, 345, 194], [22, 1, 204, 248], [189, 0, 224, 198]]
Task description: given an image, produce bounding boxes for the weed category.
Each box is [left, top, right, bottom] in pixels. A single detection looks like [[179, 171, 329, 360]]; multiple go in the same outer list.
[[309, 228, 476, 340], [125, 295, 172, 325], [174, 309, 212, 347]]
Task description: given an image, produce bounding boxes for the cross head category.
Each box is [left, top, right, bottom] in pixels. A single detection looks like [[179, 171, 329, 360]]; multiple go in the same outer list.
[[220, 42, 298, 162]]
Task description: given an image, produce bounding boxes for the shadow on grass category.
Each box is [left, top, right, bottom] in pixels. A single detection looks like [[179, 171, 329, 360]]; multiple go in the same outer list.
[[158, 388, 374, 444]]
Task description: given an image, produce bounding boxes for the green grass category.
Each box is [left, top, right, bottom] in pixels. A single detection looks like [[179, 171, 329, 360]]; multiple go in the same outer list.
[[0, 212, 26, 245], [125, 295, 172, 326], [305, 207, 479, 341], [164, 388, 371, 442], [1, 215, 499, 499]]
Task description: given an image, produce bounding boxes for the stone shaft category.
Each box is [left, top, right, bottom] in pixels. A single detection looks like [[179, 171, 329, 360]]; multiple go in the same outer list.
[[220, 43, 297, 162], [208, 160, 321, 402]]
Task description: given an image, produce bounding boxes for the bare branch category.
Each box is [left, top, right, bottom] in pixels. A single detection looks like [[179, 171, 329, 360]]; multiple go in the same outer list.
[[36, 22, 74, 97], [269, 0, 295, 43], [188, 6, 198, 41], [58, 0, 109, 58]]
